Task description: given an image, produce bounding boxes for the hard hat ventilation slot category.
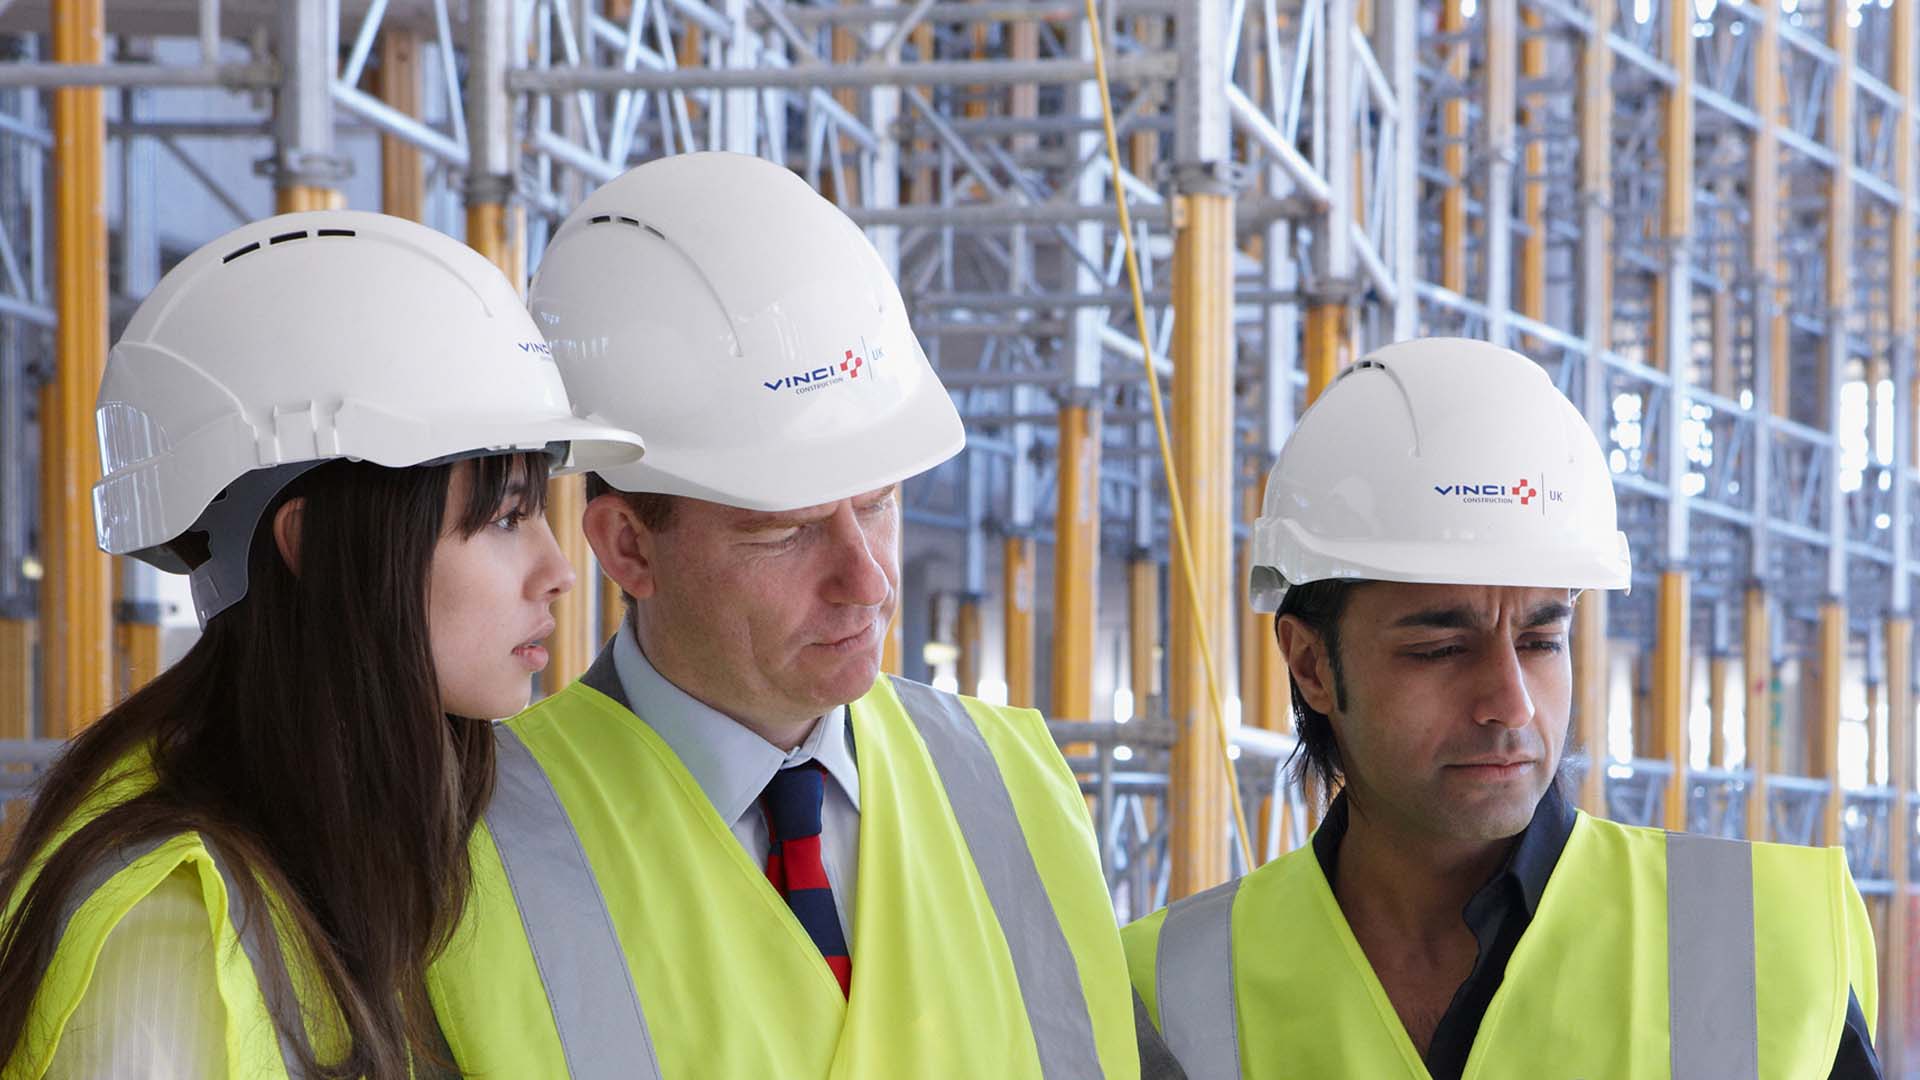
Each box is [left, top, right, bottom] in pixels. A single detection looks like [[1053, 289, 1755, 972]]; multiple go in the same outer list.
[[587, 214, 647, 229], [222, 227, 352, 264]]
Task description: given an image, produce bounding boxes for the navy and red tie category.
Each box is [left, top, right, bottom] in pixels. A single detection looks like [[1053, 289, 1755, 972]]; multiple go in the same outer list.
[[760, 762, 852, 996]]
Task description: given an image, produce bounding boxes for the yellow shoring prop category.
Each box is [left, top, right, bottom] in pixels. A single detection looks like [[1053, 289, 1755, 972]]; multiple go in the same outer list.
[[1081, 0, 1255, 873]]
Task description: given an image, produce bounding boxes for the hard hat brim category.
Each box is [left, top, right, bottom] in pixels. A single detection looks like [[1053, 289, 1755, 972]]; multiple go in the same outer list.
[[589, 379, 964, 511], [1249, 520, 1634, 613]]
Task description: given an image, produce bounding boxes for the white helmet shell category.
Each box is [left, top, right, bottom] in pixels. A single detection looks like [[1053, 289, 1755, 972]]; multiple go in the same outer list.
[[94, 209, 646, 622], [1248, 337, 1632, 612], [529, 151, 964, 511]]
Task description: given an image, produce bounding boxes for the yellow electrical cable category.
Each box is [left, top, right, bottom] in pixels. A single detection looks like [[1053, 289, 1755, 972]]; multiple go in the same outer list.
[[1081, 1, 1255, 873]]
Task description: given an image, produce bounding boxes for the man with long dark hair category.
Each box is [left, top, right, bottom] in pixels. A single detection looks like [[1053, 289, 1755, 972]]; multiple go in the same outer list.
[[427, 153, 1140, 1078], [1123, 338, 1882, 1079]]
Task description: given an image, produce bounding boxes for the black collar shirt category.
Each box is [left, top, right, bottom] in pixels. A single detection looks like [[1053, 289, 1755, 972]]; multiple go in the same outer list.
[[1310, 784, 1882, 1080]]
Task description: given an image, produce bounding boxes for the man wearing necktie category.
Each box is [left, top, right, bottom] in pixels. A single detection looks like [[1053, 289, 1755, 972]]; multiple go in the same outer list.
[[426, 152, 1141, 1080]]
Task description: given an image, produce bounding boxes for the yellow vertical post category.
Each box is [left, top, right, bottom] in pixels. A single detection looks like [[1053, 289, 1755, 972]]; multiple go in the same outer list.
[[467, 203, 525, 287], [0, 607, 23, 732], [1758, 0, 1789, 425], [1888, 0, 1918, 1055], [1129, 558, 1159, 720], [881, 611, 903, 676], [0, 619, 32, 738], [599, 575, 624, 643], [1744, 586, 1772, 841], [1131, 17, 1165, 178], [1649, 0, 1694, 831], [1518, 9, 1546, 324], [964, 9, 990, 121], [909, 23, 937, 204], [680, 22, 705, 125], [1241, 477, 1286, 863], [1826, 0, 1856, 429], [1441, 0, 1468, 293], [1817, 0, 1855, 855], [1168, 189, 1235, 897], [1009, 15, 1039, 153], [1887, 616, 1914, 1071], [1817, 602, 1846, 847], [1052, 404, 1099, 721], [1004, 536, 1036, 708], [112, 613, 161, 704], [1654, 572, 1689, 832], [1574, 591, 1610, 813], [1631, 649, 1653, 759], [277, 186, 344, 213], [1304, 305, 1346, 401], [378, 28, 425, 221], [541, 476, 591, 692], [1572, 0, 1612, 815], [1708, 653, 1730, 769], [470, 202, 586, 691], [1240, 480, 1284, 733], [44, 0, 114, 736], [956, 596, 982, 697]]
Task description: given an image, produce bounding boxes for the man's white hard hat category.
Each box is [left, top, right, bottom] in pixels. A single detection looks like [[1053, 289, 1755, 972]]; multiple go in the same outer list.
[[1248, 337, 1632, 613], [529, 151, 965, 511]]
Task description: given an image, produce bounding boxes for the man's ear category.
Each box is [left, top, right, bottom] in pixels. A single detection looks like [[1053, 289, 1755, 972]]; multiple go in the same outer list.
[[1276, 614, 1338, 716], [582, 492, 658, 602], [272, 498, 305, 576]]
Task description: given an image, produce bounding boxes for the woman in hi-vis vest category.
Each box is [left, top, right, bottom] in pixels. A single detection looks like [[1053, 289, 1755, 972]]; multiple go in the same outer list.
[[0, 211, 642, 1080]]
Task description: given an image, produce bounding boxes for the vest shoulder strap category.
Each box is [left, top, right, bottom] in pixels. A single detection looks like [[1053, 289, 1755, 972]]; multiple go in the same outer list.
[[485, 719, 663, 1080], [883, 676, 1105, 1079], [1664, 830, 1760, 1080], [1151, 873, 1242, 1080]]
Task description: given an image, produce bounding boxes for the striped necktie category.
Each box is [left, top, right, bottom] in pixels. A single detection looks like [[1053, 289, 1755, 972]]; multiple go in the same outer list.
[[759, 762, 852, 996]]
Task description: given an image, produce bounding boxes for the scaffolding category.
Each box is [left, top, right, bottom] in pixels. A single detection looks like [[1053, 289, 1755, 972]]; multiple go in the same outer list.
[[0, 0, 1915, 1065]]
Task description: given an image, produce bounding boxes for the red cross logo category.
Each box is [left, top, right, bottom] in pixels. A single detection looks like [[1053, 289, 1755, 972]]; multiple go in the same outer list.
[[1515, 477, 1538, 505], [841, 349, 864, 379]]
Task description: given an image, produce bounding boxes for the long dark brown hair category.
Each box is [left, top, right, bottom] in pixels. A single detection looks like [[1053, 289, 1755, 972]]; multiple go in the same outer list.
[[0, 452, 549, 1078]]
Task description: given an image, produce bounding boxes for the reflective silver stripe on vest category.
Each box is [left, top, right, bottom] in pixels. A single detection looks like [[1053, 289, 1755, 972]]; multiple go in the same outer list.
[[487, 724, 662, 1080], [1666, 831, 1759, 1080], [58, 834, 314, 1078], [1154, 876, 1242, 1080], [887, 676, 1106, 1079]]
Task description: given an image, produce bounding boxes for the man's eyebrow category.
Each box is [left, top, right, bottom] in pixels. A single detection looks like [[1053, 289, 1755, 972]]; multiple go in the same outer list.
[[1390, 607, 1482, 631], [1522, 601, 1575, 629], [1388, 602, 1573, 631], [734, 508, 830, 530]]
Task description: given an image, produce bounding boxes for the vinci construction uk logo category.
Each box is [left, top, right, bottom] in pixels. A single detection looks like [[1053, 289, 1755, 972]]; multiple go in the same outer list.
[[1433, 474, 1566, 511], [761, 339, 885, 396]]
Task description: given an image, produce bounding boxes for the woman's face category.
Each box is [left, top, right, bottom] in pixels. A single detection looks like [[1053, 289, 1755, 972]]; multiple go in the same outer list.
[[427, 461, 576, 719]]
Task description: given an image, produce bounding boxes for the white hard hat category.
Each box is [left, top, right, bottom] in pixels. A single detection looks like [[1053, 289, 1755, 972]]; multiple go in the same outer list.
[[1248, 337, 1632, 613], [529, 151, 964, 511], [94, 209, 646, 624]]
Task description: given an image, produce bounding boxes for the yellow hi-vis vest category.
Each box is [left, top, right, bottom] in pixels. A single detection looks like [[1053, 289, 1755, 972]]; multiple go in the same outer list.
[[3, 758, 335, 1080], [1124, 811, 1879, 1080], [426, 661, 1139, 1079]]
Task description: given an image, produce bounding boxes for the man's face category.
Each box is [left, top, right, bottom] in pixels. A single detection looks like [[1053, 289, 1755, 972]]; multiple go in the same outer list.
[[627, 486, 900, 729], [1295, 583, 1575, 844]]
